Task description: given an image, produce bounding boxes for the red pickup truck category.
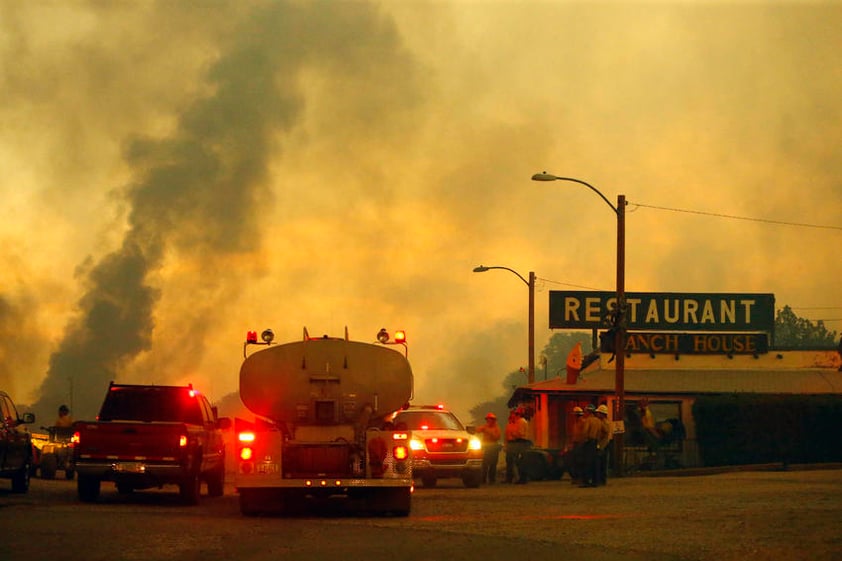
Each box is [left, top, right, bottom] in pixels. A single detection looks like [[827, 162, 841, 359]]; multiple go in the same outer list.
[[73, 382, 230, 504]]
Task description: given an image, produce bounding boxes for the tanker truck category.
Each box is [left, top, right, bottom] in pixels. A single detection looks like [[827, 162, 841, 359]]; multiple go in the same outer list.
[[234, 327, 414, 516]]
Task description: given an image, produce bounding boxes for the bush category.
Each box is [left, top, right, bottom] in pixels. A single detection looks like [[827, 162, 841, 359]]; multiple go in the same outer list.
[[693, 394, 842, 467]]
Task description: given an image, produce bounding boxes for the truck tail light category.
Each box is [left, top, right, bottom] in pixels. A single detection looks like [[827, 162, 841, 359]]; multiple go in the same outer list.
[[179, 435, 188, 447], [393, 445, 409, 461], [238, 431, 256, 461]]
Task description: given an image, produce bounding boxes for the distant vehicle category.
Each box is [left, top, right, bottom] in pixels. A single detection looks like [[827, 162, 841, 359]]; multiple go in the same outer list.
[[73, 382, 230, 504], [0, 390, 35, 493], [31, 425, 76, 480], [234, 327, 414, 516], [390, 404, 483, 488]]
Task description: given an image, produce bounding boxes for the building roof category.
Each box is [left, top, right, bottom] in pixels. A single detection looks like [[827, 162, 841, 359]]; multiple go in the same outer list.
[[511, 350, 842, 402]]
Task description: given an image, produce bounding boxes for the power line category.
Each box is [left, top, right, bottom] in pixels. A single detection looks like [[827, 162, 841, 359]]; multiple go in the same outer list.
[[632, 202, 842, 232], [536, 277, 604, 291]]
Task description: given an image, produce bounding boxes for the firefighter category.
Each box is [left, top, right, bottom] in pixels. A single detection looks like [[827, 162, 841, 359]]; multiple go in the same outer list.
[[476, 412, 502, 484], [564, 406, 585, 484], [55, 405, 73, 428], [595, 404, 612, 486], [579, 404, 602, 487]]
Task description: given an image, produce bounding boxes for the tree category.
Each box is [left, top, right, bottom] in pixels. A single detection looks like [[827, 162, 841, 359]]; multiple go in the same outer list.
[[539, 331, 595, 378], [468, 369, 527, 426], [468, 331, 593, 425], [774, 305, 838, 349]]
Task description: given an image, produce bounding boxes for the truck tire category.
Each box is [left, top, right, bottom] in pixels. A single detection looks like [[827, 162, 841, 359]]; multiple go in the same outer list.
[[40, 453, 58, 480], [206, 464, 225, 497], [179, 472, 201, 505], [29, 449, 40, 477], [78, 475, 101, 502], [11, 462, 31, 493], [383, 488, 411, 517], [462, 471, 482, 488], [239, 489, 262, 516], [421, 476, 437, 488]]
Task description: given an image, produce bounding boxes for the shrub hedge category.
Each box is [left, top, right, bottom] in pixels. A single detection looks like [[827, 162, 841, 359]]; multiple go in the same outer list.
[[693, 394, 842, 466]]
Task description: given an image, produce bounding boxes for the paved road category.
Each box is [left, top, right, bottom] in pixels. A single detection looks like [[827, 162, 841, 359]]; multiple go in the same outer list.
[[1, 468, 840, 561]]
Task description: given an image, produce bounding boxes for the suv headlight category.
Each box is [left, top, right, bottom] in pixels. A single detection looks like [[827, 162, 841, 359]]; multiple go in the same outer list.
[[469, 437, 482, 451]]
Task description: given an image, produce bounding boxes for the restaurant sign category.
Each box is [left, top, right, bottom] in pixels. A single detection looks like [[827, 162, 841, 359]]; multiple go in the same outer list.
[[550, 291, 775, 332], [601, 331, 770, 355]]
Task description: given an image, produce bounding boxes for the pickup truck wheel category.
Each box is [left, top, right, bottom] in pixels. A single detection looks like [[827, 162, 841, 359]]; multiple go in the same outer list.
[[206, 465, 225, 497], [11, 463, 31, 493], [40, 453, 58, 479], [462, 472, 482, 488], [78, 475, 100, 502], [179, 473, 201, 505]]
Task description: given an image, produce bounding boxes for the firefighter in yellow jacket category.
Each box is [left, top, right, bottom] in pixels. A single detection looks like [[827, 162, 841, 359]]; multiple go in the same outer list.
[[579, 404, 602, 487], [476, 412, 502, 484], [595, 404, 613, 486]]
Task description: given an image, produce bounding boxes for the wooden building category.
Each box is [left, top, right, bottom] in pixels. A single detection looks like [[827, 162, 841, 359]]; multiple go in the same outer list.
[[508, 348, 842, 471]]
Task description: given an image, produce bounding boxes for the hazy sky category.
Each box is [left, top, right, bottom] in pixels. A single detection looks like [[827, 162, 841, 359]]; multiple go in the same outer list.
[[2, 0, 840, 423]]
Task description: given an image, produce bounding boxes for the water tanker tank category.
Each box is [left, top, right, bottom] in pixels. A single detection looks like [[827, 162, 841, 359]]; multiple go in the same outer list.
[[240, 337, 413, 424]]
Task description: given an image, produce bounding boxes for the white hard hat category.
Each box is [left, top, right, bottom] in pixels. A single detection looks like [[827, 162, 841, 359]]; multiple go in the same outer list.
[[572, 406, 583, 415], [596, 404, 609, 415]]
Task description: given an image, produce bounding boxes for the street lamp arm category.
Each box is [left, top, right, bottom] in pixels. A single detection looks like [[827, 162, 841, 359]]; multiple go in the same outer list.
[[531, 172, 618, 215], [473, 265, 536, 385], [472, 265, 529, 287]]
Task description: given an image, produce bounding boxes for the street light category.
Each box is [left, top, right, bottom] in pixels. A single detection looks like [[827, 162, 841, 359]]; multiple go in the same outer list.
[[473, 265, 536, 384], [531, 171, 627, 476]]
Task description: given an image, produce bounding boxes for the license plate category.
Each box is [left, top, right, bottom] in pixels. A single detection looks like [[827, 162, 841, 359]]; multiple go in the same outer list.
[[114, 462, 146, 473], [256, 463, 279, 474]]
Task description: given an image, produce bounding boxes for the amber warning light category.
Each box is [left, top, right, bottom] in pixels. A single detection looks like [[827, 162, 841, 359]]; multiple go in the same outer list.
[[244, 329, 275, 357]]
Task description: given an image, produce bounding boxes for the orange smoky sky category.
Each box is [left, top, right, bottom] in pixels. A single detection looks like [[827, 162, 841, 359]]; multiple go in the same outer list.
[[0, 1, 839, 423]]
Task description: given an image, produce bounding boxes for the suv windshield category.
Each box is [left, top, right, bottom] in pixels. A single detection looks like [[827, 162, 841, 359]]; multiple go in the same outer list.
[[392, 410, 464, 431]]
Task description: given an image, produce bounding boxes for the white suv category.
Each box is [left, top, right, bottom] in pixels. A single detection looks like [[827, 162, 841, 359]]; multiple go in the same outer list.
[[390, 405, 483, 488]]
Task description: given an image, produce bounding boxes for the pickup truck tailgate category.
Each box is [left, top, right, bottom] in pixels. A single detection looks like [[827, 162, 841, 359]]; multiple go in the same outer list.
[[76, 421, 190, 461]]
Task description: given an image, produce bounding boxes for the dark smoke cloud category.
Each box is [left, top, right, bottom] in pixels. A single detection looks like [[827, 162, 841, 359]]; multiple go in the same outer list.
[[31, 0, 421, 420]]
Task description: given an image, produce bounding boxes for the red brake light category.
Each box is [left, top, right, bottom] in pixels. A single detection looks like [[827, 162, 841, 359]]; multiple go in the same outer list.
[[393, 445, 409, 461], [394, 330, 406, 344], [179, 435, 188, 447], [240, 447, 253, 461], [246, 331, 258, 344], [239, 431, 256, 443]]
